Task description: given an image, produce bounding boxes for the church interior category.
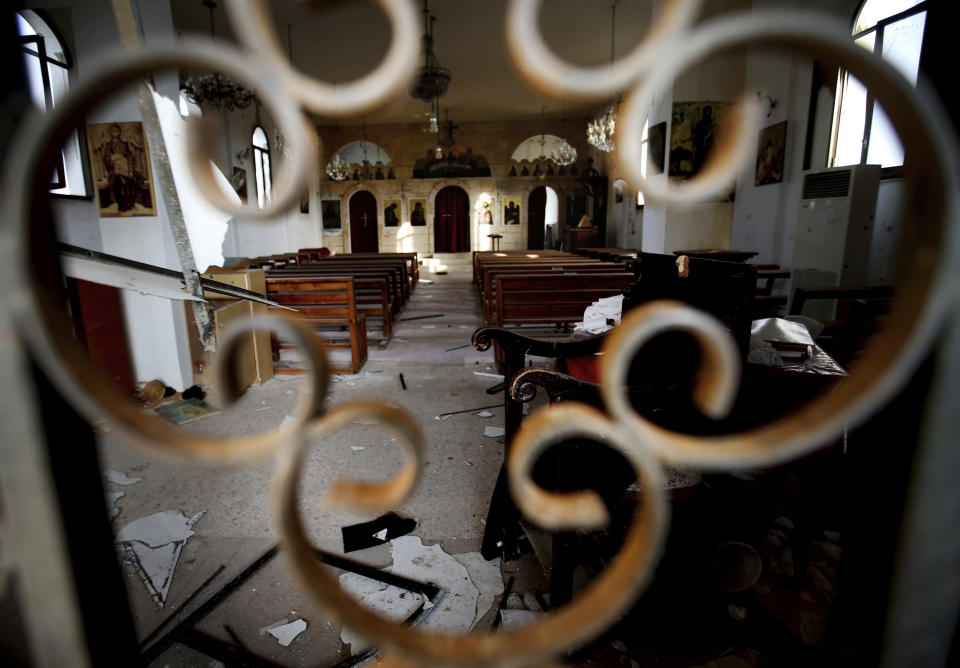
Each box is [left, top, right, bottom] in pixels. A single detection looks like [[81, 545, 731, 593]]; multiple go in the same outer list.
[[1, 0, 958, 666]]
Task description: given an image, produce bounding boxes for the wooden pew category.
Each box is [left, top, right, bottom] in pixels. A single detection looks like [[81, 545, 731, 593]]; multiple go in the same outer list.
[[267, 270, 393, 340], [474, 254, 597, 290], [494, 272, 633, 332], [299, 250, 420, 292], [298, 257, 411, 302], [270, 263, 405, 312], [473, 249, 570, 283], [265, 276, 368, 374], [480, 262, 630, 324]]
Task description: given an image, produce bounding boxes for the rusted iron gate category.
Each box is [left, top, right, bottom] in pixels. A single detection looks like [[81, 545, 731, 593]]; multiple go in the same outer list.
[[1, 1, 958, 666]]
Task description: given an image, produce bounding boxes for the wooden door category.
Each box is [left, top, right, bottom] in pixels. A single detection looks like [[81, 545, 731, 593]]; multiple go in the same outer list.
[[527, 186, 546, 250], [434, 186, 470, 252], [349, 190, 379, 253]]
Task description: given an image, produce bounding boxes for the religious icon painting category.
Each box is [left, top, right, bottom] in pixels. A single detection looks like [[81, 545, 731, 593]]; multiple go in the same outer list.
[[321, 197, 342, 231], [504, 198, 521, 225], [86, 121, 157, 217], [668, 101, 729, 178], [383, 199, 401, 227], [408, 198, 427, 226], [755, 121, 787, 186]]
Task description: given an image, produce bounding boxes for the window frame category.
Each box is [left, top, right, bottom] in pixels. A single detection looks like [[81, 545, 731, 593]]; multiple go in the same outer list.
[[17, 10, 91, 200], [251, 125, 272, 209], [829, 0, 929, 177]]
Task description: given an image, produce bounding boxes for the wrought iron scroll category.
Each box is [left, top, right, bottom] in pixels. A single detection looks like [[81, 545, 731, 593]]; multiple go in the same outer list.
[[1, 0, 957, 666]]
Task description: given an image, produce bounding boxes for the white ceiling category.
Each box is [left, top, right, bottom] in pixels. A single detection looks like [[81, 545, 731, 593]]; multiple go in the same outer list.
[[169, 0, 655, 125]]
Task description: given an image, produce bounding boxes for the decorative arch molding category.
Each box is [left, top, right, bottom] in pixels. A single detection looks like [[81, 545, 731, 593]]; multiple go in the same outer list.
[[519, 180, 567, 226]]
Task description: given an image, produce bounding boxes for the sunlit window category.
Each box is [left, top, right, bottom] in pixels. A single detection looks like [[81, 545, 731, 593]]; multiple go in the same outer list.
[[252, 126, 271, 208], [17, 10, 88, 196], [637, 120, 648, 207], [830, 0, 927, 169]]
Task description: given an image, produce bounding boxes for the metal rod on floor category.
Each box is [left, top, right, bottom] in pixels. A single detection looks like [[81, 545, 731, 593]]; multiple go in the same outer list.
[[140, 546, 280, 664], [398, 313, 444, 322], [437, 403, 502, 418], [138, 564, 226, 649]]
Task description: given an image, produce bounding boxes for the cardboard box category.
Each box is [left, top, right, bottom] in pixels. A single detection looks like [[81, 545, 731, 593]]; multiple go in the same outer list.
[[184, 297, 274, 389]]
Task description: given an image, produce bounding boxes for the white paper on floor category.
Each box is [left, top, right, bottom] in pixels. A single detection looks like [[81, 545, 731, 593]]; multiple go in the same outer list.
[[452, 552, 504, 629], [105, 491, 124, 520], [351, 446, 366, 452], [390, 536, 500, 634], [484, 426, 505, 438], [499, 609, 545, 629], [475, 411, 494, 418], [338, 572, 424, 649], [105, 469, 142, 485], [473, 371, 503, 379], [279, 415, 297, 430], [266, 619, 307, 647], [114, 509, 205, 608]]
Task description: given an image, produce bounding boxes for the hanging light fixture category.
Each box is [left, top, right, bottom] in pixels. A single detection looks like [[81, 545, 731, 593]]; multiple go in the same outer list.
[[587, 102, 617, 152], [325, 152, 349, 181], [410, 1, 452, 102], [181, 0, 254, 113], [551, 138, 578, 166], [586, 2, 619, 153]]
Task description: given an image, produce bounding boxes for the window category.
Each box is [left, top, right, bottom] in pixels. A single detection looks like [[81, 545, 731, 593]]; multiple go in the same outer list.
[[830, 0, 928, 169], [637, 120, 649, 207], [251, 126, 271, 208], [16, 10, 88, 196]]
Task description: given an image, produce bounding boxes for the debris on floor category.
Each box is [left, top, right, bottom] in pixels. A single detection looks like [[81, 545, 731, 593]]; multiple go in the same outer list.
[[389, 536, 501, 633], [342, 512, 417, 553], [105, 491, 124, 519], [181, 384, 206, 400], [105, 469, 142, 485], [279, 415, 297, 430], [352, 417, 380, 425], [484, 426, 506, 438], [154, 398, 220, 425], [475, 411, 494, 418], [338, 575, 425, 650], [473, 371, 504, 379], [114, 509, 205, 608], [498, 609, 545, 629], [350, 446, 366, 452], [265, 618, 307, 647]]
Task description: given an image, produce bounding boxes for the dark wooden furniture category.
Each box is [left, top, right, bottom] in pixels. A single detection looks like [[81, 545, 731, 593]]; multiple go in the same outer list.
[[265, 276, 368, 374]]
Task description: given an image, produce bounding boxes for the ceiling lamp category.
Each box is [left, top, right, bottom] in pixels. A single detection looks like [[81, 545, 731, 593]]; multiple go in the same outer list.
[[587, 102, 617, 152], [586, 3, 619, 153], [409, 1, 452, 102], [325, 153, 349, 181], [181, 1, 254, 113], [551, 139, 577, 166]]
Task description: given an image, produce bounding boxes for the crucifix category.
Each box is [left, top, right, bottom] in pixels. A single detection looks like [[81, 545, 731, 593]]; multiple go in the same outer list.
[[360, 211, 370, 228]]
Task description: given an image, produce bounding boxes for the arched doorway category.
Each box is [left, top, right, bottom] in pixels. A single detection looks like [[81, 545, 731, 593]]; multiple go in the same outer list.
[[527, 186, 559, 250], [434, 186, 469, 252], [349, 190, 378, 253]]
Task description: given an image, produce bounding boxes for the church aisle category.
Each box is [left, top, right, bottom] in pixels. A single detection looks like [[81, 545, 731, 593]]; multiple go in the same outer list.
[[96, 267, 513, 666]]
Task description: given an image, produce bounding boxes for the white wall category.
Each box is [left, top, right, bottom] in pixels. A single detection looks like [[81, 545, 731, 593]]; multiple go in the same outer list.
[[37, 0, 194, 388]]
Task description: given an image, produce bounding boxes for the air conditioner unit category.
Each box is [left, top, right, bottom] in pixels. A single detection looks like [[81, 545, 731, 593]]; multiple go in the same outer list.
[[789, 164, 881, 322]]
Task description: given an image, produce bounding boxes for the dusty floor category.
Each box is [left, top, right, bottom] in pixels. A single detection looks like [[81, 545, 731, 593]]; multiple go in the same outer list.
[[97, 268, 573, 667]]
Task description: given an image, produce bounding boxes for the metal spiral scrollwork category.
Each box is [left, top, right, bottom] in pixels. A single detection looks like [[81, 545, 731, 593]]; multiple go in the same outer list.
[[2, 0, 957, 665]]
